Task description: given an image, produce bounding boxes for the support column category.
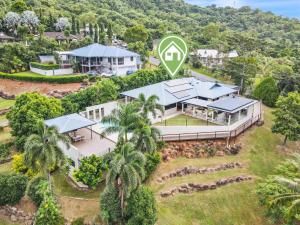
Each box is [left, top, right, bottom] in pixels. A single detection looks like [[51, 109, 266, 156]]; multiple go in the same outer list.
[[211, 111, 214, 120], [93, 110, 96, 121], [181, 103, 184, 113], [125, 96, 128, 104], [193, 107, 196, 116], [228, 114, 231, 126], [206, 110, 208, 120], [238, 111, 241, 120]]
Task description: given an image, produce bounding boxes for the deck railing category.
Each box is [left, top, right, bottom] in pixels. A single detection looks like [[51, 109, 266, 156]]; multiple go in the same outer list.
[[159, 115, 261, 141]]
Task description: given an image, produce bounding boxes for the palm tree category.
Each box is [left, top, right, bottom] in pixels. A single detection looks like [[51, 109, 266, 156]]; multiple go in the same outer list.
[[132, 121, 161, 152], [136, 93, 164, 120], [106, 143, 146, 217], [271, 154, 300, 218], [101, 103, 141, 142], [24, 120, 70, 182]]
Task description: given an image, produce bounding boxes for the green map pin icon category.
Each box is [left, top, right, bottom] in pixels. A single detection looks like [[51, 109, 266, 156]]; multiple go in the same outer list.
[[158, 35, 188, 76]]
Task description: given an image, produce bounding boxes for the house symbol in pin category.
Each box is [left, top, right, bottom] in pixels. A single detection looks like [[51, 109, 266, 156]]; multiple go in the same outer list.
[[162, 41, 185, 61]]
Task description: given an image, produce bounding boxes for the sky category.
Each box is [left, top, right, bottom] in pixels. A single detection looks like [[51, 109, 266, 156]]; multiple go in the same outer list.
[[186, 0, 300, 19]]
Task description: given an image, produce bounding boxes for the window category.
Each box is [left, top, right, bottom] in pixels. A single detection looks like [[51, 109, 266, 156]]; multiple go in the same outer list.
[[165, 103, 176, 110], [95, 109, 100, 119], [118, 58, 124, 65], [108, 58, 112, 64], [101, 108, 105, 117], [113, 58, 116, 65], [130, 57, 134, 61]]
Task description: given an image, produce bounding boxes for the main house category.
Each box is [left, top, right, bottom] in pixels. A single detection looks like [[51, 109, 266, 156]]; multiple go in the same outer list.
[[45, 77, 262, 168], [192, 49, 238, 68], [66, 43, 141, 76]]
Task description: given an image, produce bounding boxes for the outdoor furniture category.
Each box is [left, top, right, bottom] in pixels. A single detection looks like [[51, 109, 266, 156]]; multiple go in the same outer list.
[[71, 135, 85, 142]]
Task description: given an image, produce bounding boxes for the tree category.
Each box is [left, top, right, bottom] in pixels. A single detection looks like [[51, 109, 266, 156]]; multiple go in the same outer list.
[[132, 122, 160, 153], [73, 154, 105, 189], [107, 22, 113, 45], [55, 17, 70, 31], [71, 15, 76, 35], [124, 25, 149, 43], [10, 0, 28, 13], [99, 23, 106, 44], [125, 186, 157, 225], [76, 20, 80, 34], [223, 57, 257, 93], [7, 93, 64, 149], [106, 143, 146, 217], [135, 93, 164, 119], [94, 24, 98, 43], [17, 25, 29, 40], [24, 120, 70, 182], [3, 12, 20, 33], [20, 11, 39, 33], [272, 92, 300, 145], [253, 77, 279, 107], [127, 41, 148, 60], [101, 103, 141, 142], [89, 23, 93, 38]]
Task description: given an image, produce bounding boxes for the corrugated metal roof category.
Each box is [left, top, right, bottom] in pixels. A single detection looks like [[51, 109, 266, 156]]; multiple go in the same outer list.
[[45, 113, 96, 134], [70, 43, 140, 58], [208, 96, 255, 113], [121, 78, 237, 106], [182, 98, 210, 107]]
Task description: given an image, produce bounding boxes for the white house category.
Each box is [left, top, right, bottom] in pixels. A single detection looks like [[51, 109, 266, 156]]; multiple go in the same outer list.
[[193, 49, 238, 68], [164, 42, 183, 61], [67, 43, 141, 76]]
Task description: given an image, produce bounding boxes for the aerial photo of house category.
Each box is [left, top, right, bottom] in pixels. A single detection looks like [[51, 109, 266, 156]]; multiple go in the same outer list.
[[0, 1, 299, 225]]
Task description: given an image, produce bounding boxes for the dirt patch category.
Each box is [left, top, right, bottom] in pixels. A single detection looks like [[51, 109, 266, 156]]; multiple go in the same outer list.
[[14, 197, 36, 215], [0, 78, 82, 96], [58, 196, 99, 223]]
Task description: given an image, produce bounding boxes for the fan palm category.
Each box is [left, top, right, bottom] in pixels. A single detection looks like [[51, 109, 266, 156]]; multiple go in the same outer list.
[[106, 143, 146, 216], [101, 103, 141, 142], [271, 154, 300, 218], [136, 93, 164, 120], [132, 121, 161, 152], [24, 120, 70, 182]]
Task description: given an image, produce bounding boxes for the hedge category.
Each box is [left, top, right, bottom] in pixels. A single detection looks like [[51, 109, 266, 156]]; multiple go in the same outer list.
[[27, 176, 47, 206], [0, 173, 28, 205], [30, 62, 60, 70], [0, 72, 88, 83]]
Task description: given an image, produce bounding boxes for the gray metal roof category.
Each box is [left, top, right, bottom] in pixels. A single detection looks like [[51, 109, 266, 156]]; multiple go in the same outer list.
[[207, 96, 256, 113], [182, 98, 210, 107], [121, 78, 237, 106], [44, 113, 96, 134], [70, 43, 140, 58]]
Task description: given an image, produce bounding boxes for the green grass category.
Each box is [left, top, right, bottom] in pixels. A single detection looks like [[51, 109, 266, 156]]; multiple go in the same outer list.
[[52, 171, 104, 199], [0, 98, 15, 111], [0, 218, 19, 225], [148, 106, 299, 225], [12, 71, 78, 78], [155, 114, 217, 126]]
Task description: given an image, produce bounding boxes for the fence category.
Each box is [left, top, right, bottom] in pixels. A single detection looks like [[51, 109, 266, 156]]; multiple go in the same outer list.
[[159, 115, 261, 141]]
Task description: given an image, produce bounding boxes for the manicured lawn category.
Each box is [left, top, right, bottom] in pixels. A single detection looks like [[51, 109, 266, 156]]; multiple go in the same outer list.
[[0, 98, 15, 110], [13, 72, 80, 78], [148, 106, 299, 225], [155, 114, 216, 126]]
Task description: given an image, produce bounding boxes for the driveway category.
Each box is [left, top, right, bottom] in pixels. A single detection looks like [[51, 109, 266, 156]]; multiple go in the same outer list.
[[148, 56, 217, 82]]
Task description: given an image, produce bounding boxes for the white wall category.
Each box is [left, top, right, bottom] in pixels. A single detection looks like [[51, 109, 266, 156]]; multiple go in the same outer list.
[[30, 66, 73, 76], [85, 101, 118, 122], [58, 141, 83, 169]]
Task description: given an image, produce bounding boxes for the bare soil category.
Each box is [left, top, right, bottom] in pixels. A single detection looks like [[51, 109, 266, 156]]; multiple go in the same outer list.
[[0, 78, 82, 96]]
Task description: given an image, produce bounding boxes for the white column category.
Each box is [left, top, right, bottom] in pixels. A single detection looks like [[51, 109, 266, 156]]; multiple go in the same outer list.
[[211, 111, 214, 120], [193, 107, 196, 116], [228, 114, 231, 126], [206, 110, 208, 120], [238, 111, 241, 120], [125, 96, 128, 104], [181, 104, 184, 113], [93, 110, 96, 121]]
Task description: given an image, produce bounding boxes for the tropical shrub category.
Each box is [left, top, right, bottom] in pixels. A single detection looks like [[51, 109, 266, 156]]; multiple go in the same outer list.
[[0, 72, 87, 83], [125, 186, 157, 225], [100, 186, 122, 224], [0, 142, 13, 160], [27, 176, 47, 206], [35, 186, 63, 225], [71, 218, 84, 225], [30, 62, 59, 70], [144, 152, 161, 179], [7, 92, 64, 149], [12, 153, 37, 178], [0, 173, 28, 205], [256, 154, 300, 224], [253, 77, 279, 107], [73, 154, 106, 189]]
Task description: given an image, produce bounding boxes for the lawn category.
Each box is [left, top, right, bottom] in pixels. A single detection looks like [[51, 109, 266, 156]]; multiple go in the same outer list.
[[12, 72, 80, 78], [148, 106, 299, 225], [155, 114, 216, 126], [0, 98, 15, 111]]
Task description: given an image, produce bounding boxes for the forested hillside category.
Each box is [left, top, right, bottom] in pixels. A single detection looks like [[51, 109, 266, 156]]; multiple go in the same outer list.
[[1, 0, 300, 57]]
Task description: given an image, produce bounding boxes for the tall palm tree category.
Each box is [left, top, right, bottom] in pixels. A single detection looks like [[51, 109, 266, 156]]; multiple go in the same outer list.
[[132, 121, 161, 152], [106, 143, 146, 216], [271, 154, 300, 218], [24, 120, 70, 182], [101, 103, 141, 142], [136, 93, 164, 120]]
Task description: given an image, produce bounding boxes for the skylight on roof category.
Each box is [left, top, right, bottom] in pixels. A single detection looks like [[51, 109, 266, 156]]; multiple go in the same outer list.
[[165, 79, 190, 87], [173, 91, 190, 99], [166, 84, 193, 93]]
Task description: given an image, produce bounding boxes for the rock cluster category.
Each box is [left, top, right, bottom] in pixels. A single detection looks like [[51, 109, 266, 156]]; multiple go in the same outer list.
[[0, 205, 34, 225], [162, 141, 242, 161], [156, 162, 243, 183], [0, 91, 15, 100], [160, 175, 252, 198], [47, 90, 72, 98]]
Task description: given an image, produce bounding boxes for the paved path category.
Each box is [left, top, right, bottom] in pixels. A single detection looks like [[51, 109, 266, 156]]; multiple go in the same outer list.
[[149, 56, 217, 82]]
